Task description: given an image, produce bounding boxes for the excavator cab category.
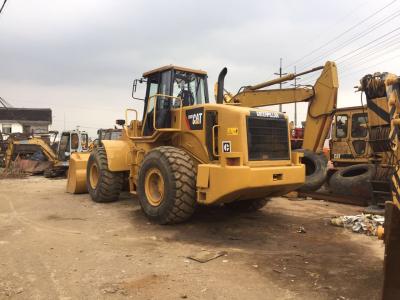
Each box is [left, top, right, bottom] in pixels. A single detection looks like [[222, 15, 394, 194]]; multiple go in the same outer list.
[[57, 130, 89, 162], [140, 66, 209, 136]]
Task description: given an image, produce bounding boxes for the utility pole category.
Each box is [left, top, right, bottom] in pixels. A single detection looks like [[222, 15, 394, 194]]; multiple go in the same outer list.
[[290, 66, 301, 127], [274, 58, 287, 112]]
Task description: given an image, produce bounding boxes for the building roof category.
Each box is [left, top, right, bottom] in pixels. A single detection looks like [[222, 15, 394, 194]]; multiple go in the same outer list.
[[0, 108, 52, 123], [143, 65, 207, 77]]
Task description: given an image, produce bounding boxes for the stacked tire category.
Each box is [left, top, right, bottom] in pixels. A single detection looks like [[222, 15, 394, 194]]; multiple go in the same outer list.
[[295, 149, 328, 192], [328, 164, 376, 198]]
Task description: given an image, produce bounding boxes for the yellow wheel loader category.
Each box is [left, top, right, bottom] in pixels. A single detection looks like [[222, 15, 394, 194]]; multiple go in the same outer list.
[[67, 65, 305, 224], [217, 61, 338, 192]]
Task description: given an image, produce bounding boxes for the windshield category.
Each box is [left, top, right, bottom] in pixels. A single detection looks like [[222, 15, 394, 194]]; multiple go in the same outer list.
[[351, 113, 368, 138], [335, 115, 348, 138], [172, 71, 208, 106]]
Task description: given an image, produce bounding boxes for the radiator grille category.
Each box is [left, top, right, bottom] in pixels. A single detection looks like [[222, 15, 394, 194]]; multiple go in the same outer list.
[[247, 117, 290, 160]]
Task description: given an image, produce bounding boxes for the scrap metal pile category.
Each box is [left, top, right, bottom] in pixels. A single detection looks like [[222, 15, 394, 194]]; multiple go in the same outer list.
[[331, 214, 385, 236]]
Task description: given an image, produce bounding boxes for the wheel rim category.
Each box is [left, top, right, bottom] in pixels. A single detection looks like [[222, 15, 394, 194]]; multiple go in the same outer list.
[[144, 168, 165, 207], [89, 163, 99, 189]]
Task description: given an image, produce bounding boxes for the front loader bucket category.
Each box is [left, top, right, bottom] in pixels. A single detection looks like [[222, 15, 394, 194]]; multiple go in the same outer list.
[[66, 152, 90, 194]]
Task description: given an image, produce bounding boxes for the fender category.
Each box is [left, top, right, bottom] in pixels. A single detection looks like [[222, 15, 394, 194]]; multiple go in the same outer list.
[[102, 140, 132, 171]]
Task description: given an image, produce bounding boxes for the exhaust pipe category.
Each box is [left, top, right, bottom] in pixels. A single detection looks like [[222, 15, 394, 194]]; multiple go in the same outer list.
[[216, 67, 227, 104]]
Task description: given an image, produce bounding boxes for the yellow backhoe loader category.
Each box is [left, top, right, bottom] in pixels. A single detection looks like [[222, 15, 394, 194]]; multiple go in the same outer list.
[[217, 61, 338, 191], [327, 105, 377, 203], [67, 65, 305, 224], [330, 106, 371, 167], [5, 129, 89, 177]]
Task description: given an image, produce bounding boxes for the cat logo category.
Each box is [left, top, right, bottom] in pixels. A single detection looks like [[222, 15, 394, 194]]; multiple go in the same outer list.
[[189, 112, 203, 125], [222, 141, 231, 153], [185, 107, 204, 130]]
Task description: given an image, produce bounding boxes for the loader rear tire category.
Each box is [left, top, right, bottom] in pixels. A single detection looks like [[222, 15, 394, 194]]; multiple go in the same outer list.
[[295, 149, 327, 192], [86, 147, 123, 203], [137, 146, 197, 224], [225, 198, 270, 212]]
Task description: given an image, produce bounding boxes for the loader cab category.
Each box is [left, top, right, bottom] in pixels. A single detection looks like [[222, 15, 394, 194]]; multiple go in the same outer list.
[[141, 65, 209, 136]]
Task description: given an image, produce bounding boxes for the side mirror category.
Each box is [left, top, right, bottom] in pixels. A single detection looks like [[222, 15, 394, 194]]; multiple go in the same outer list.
[[132, 78, 146, 101], [116, 119, 125, 126]]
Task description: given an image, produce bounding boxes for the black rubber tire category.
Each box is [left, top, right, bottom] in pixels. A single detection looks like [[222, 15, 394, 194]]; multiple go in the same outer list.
[[44, 168, 66, 178], [137, 146, 197, 225], [43, 168, 54, 178], [86, 147, 123, 203], [328, 164, 376, 198], [225, 198, 270, 212], [295, 149, 328, 192]]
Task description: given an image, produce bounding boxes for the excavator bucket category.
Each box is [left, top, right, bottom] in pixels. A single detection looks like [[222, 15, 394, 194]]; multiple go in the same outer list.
[[66, 152, 90, 194]]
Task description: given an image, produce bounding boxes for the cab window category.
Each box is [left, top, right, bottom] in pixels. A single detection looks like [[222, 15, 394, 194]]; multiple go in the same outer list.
[[71, 133, 79, 150], [59, 133, 70, 152], [81, 133, 89, 150], [147, 80, 159, 112], [172, 71, 208, 106], [351, 113, 368, 138], [335, 115, 348, 138]]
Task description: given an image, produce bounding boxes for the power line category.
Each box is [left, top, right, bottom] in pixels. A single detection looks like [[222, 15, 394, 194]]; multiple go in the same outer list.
[[284, 0, 398, 69], [299, 50, 400, 86], [338, 39, 400, 70], [283, 0, 367, 69], [0, 0, 8, 15], [337, 31, 400, 65], [297, 7, 400, 70], [334, 25, 400, 61], [340, 52, 400, 79], [297, 27, 400, 85]]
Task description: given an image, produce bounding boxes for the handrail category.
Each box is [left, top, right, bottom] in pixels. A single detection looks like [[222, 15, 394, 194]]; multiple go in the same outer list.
[[212, 125, 220, 157], [125, 108, 138, 125]]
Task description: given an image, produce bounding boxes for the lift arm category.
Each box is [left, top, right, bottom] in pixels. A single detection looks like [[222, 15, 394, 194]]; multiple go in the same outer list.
[[218, 61, 338, 153]]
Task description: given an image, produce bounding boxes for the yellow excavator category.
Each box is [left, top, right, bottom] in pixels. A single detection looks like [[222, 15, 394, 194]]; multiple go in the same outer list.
[[5, 130, 89, 177], [67, 65, 306, 224], [216, 61, 338, 191]]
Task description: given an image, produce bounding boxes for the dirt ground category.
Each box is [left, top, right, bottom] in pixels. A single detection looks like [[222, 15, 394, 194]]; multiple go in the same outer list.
[[0, 177, 384, 299]]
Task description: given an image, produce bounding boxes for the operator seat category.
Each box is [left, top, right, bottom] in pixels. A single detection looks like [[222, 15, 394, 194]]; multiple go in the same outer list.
[[179, 90, 195, 106]]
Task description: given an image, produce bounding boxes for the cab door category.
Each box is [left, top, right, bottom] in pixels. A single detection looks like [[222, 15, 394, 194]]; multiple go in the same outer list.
[[330, 114, 351, 160], [142, 70, 173, 136], [349, 112, 369, 158]]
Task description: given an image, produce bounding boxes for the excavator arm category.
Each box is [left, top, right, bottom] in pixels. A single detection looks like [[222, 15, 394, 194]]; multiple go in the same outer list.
[[5, 137, 58, 168], [218, 61, 338, 153]]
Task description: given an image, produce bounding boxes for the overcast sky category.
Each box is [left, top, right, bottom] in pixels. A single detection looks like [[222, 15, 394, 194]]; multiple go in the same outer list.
[[1, 0, 399, 137]]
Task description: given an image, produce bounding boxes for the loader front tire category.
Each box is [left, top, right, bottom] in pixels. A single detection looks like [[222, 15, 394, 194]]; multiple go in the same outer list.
[[86, 147, 123, 203], [225, 198, 270, 212], [137, 146, 197, 224]]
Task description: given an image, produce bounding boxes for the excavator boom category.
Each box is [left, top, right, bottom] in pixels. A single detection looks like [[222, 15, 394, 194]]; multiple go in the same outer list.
[[225, 61, 338, 153]]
